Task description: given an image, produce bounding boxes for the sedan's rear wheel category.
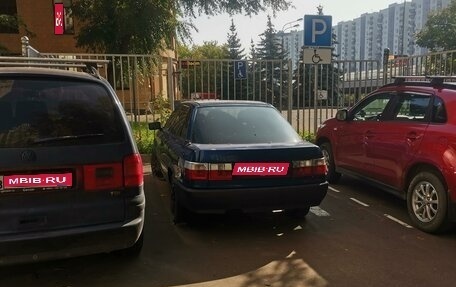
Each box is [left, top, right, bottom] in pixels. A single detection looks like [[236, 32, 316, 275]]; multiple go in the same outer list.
[[407, 171, 449, 233], [170, 183, 188, 224], [320, 142, 341, 183]]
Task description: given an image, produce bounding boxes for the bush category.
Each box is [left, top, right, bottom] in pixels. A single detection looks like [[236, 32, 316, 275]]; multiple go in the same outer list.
[[300, 131, 316, 143], [131, 122, 154, 154]]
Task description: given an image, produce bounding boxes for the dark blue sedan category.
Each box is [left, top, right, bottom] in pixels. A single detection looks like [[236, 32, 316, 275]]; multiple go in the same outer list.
[[149, 100, 328, 223]]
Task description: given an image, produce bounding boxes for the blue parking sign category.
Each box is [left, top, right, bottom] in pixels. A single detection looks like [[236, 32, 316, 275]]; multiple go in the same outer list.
[[234, 60, 247, 80], [304, 15, 332, 47]]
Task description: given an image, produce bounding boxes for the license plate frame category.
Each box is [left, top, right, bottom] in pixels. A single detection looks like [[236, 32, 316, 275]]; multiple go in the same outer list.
[[0, 173, 73, 192], [232, 162, 289, 176]]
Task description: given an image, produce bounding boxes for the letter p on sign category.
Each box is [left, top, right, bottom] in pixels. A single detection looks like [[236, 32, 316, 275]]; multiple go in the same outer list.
[[304, 15, 332, 47]]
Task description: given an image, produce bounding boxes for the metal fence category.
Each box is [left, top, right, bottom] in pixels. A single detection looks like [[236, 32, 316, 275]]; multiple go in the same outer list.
[[20, 37, 456, 135]]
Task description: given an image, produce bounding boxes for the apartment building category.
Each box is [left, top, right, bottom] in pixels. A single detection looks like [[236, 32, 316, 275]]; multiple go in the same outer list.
[[279, 0, 451, 65], [281, 30, 304, 69], [333, 0, 451, 61]]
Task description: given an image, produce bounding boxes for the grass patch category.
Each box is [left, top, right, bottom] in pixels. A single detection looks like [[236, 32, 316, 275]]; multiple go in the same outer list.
[[131, 122, 155, 154]]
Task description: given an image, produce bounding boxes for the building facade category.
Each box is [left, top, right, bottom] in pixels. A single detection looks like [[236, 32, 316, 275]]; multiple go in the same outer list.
[[279, 0, 451, 65], [0, 0, 85, 55], [0, 0, 176, 58], [332, 0, 451, 61]]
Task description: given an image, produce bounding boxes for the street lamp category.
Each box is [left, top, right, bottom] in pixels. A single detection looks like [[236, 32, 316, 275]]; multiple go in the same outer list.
[[280, 18, 303, 58]]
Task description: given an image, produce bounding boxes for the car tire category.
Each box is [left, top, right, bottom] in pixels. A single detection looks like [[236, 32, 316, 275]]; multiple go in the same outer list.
[[320, 142, 341, 183], [285, 206, 310, 219], [407, 171, 450, 233], [170, 182, 188, 224], [151, 152, 164, 179]]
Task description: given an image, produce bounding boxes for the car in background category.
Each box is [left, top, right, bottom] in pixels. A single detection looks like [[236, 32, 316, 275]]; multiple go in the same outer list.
[[316, 76, 456, 233], [0, 59, 145, 265], [149, 100, 328, 223]]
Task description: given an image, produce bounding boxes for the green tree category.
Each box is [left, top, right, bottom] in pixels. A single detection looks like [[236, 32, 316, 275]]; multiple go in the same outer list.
[[256, 15, 286, 60], [249, 39, 257, 60], [416, 1, 456, 51], [0, 14, 34, 55], [72, 0, 291, 55], [226, 19, 245, 60], [254, 15, 289, 107], [178, 41, 229, 98], [72, 0, 177, 54]]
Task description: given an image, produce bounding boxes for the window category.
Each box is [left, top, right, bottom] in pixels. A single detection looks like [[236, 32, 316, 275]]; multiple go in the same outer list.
[[0, 78, 124, 148], [191, 106, 302, 144], [352, 93, 393, 121], [54, 0, 74, 34], [164, 105, 191, 138], [392, 93, 431, 121], [0, 0, 18, 34], [431, 97, 447, 123]]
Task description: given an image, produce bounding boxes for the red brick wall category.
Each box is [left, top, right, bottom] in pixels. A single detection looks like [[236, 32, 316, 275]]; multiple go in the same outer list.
[[0, 0, 85, 54]]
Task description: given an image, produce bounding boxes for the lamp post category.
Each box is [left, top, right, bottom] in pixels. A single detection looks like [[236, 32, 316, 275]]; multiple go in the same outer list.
[[280, 18, 303, 58]]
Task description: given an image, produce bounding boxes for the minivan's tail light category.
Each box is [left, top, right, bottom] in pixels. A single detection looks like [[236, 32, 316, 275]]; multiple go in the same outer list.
[[292, 158, 327, 177], [83, 163, 123, 191], [123, 153, 144, 187], [83, 154, 143, 191], [183, 161, 232, 181]]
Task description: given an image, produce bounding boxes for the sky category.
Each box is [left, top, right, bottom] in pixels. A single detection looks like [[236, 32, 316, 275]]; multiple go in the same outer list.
[[189, 0, 403, 51]]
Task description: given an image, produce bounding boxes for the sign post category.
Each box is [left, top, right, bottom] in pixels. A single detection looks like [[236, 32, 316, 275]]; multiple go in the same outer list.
[[303, 14, 332, 132]]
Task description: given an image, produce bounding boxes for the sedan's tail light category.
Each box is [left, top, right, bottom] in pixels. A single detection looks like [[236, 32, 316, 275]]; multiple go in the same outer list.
[[292, 158, 327, 177], [183, 161, 232, 181]]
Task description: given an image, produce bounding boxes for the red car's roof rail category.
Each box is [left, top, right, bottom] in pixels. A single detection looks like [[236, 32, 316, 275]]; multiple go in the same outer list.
[[393, 75, 456, 86], [0, 56, 109, 79]]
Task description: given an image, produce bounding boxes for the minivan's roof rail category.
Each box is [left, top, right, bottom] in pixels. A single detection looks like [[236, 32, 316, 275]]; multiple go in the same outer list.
[[393, 75, 456, 86], [0, 56, 110, 79]]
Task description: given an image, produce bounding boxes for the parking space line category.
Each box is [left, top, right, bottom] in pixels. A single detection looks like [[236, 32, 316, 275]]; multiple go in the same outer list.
[[350, 198, 370, 207], [384, 214, 414, 229], [310, 206, 331, 216], [329, 186, 341, 193]]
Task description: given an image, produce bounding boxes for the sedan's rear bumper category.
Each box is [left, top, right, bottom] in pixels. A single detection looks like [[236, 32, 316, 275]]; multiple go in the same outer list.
[[175, 181, 328, 213]]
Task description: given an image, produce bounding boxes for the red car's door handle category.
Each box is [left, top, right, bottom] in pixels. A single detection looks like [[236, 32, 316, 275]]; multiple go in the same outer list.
[[407, 132, 422, 141]]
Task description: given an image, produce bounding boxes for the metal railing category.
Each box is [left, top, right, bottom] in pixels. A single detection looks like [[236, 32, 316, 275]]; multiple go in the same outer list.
[[15, 36, 456, 134]]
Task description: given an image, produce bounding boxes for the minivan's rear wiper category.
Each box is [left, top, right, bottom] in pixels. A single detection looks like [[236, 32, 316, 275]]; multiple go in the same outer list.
[[33, 133, 104, 144]]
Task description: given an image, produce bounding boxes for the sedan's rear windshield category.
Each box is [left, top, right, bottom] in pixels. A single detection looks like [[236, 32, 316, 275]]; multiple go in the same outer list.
[[0, 77, 124, 148], [191, 106, 302, 144]]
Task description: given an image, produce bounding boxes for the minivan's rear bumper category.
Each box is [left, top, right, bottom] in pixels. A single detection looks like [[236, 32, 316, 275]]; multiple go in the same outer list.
[[175, 181, 328, 213], [0, 193, 145, 266]]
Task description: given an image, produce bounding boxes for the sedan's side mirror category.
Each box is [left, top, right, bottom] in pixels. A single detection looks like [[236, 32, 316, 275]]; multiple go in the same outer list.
[[148, 122, 162, 130], [336, 109, 348, 121]]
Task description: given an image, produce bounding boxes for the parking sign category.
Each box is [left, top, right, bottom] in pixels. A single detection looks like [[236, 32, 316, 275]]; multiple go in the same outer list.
[[304, 15, 332, 47], [234, 60, 247, 80]]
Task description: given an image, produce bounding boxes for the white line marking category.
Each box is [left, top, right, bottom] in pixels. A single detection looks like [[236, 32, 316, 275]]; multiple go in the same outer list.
[[310, 206, 331, 216], [384, 214, 414, 229], [350, 198, 370, 207], [329, 186, 341, 193]]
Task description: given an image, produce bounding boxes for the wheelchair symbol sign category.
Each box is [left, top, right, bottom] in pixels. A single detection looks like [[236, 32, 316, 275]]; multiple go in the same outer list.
[[234, 60, 247, 80]]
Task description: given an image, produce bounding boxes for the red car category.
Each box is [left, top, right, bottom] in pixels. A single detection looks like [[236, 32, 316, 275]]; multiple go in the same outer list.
[[316, 76, 456, 233]]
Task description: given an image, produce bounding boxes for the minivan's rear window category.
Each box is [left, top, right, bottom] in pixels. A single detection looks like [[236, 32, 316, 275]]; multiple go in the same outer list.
[[0, 77, 124, 147]]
